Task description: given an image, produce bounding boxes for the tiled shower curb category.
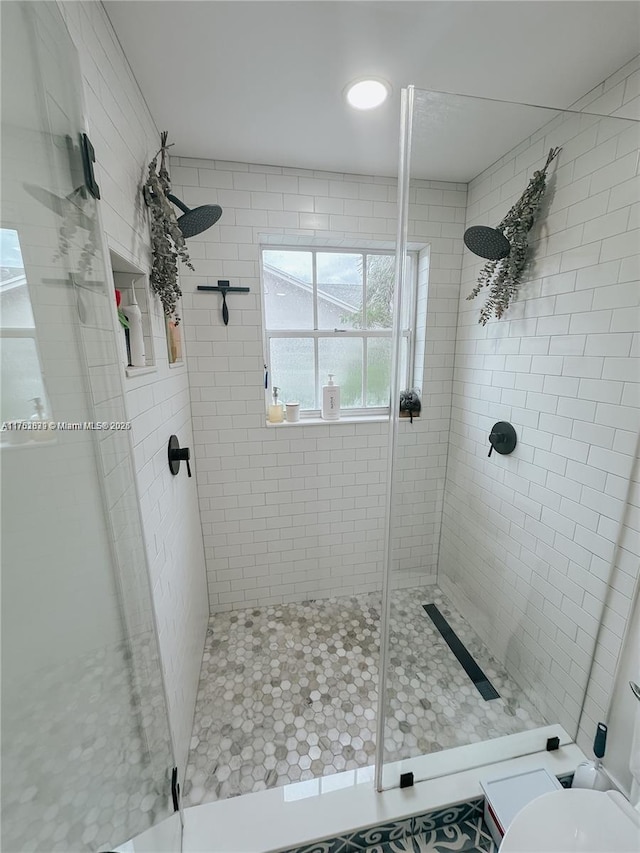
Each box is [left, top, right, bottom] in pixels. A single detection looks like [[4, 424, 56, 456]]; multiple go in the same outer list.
[[182, 741, 584, 853]]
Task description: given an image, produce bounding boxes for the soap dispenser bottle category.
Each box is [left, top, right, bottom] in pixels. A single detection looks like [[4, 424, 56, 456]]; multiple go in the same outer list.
[[30, 396, 49, 441], [268, 386, 284, 423], [321, 374, 340, 421]]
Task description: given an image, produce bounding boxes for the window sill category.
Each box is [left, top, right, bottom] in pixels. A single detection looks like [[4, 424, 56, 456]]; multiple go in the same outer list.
[[125, 365, 157, 378], [266, 414, 389, 427]]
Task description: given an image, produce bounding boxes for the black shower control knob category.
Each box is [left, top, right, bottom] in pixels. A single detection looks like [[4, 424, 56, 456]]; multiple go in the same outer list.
[[487, 421, 517, 457], [168, 435, 193, 477]]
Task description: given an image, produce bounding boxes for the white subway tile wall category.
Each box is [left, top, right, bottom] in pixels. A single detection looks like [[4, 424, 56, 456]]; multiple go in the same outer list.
[[58, 0, 209, 779], [171, 162, 467, 611], [440, 56, 639, 751]]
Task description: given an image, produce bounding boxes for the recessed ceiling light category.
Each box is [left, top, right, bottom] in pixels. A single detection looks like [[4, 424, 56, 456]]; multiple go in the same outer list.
[[345, 78, 390, 110]]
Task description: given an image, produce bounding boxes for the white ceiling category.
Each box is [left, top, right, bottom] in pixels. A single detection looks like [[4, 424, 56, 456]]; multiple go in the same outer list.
[[104, 1, 640, 181]]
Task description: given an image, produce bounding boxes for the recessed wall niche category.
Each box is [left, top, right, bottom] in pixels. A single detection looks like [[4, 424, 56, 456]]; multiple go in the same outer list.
[[108, 250, 156, 376]]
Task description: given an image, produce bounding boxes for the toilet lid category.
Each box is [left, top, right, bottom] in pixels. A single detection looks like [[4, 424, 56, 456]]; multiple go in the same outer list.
[[499, 788, 640, 852]]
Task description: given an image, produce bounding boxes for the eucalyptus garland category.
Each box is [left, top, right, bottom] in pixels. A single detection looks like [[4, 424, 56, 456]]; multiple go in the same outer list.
[[467, 147, 561, 325], [143, 131, 193, 323]]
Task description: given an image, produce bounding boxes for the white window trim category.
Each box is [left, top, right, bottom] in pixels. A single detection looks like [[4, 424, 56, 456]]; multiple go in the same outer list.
[[260, 245, 418, 420]]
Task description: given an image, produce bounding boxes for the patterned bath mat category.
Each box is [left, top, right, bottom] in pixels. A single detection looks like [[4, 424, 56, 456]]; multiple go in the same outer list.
[[277, 799, 496, 853]]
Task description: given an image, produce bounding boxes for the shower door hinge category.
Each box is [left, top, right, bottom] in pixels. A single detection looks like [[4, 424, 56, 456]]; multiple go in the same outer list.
[[171, 766, 180, 812]]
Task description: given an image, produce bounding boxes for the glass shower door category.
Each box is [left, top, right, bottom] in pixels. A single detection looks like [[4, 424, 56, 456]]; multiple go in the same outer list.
[[1, 3, 178, 850], [377, 85, 640, 789]]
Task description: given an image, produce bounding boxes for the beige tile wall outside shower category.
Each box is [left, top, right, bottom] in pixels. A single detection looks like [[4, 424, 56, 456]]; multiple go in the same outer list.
[[439, 56, 640, 751], [170, 160, 466, 611], [58, 1, 209, 780]]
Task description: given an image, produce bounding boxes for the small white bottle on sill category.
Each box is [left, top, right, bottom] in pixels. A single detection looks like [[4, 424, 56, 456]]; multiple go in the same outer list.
[[321, 374, 340, 421]]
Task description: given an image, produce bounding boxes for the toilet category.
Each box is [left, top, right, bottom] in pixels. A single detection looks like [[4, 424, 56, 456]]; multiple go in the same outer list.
[[499, 788, 640, 852], [501, 681, 640, 851]]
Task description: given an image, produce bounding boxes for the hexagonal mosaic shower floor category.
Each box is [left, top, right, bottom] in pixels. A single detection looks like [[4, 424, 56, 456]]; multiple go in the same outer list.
[[183, 586, 546, 806]]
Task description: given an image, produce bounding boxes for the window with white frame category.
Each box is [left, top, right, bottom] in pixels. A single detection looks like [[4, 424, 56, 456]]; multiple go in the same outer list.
[[261, 247, 416, 417], [0, 228, 50, 424]]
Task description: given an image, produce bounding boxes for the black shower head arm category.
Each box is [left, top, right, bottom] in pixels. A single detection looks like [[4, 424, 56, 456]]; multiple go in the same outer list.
[[166, 192, 191, 215]]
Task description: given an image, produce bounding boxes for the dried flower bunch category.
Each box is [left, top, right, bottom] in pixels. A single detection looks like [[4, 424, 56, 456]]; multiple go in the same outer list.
[[143, 131, 193, 323], [467, 147, 561, 325]]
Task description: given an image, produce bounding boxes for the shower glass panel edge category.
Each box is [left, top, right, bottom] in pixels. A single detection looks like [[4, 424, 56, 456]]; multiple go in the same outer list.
[[378, 84, 640, 790], [0, 2, 179, 849], [375, 85, 415, 792]]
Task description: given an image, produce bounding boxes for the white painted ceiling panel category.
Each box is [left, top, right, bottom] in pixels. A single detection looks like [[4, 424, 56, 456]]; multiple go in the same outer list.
[[104, 1, 640, 180]]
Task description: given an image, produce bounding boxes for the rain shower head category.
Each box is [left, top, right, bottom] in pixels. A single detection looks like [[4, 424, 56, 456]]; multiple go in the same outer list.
[[167, 193, 222, 238], [463, 225, 511, 260]]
